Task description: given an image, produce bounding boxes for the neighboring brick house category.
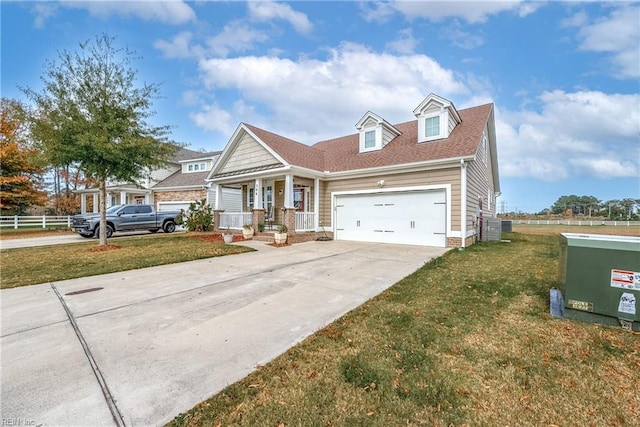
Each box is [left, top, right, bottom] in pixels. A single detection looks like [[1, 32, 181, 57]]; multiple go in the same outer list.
[[207, 93, 500, 248], [76, 148, 242, 214]]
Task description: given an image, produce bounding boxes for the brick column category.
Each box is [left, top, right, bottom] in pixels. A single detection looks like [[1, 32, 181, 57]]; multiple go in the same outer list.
[[284, 208, 297, 235], [213, 209, 224, 232], [252, 208, 265, 231]]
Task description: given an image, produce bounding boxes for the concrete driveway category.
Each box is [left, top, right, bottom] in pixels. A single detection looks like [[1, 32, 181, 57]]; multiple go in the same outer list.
[[1, 240, 447, 426]]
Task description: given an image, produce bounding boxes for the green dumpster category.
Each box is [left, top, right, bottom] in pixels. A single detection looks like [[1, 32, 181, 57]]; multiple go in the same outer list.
[[558, 233, 640, 331]]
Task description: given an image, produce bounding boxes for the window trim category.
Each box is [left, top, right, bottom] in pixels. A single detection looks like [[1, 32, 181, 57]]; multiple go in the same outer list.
[[418, 111, 446, 143], [359, 127, 381, 152]]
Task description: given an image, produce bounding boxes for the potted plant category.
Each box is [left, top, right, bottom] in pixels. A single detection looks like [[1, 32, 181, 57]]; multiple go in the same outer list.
[[222, 227, 234, 244], [242, 223, 254, 239], [274, 224, 288, 245]]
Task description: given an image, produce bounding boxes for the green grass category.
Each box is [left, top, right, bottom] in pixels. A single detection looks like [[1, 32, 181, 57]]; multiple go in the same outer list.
[[167, 233, 640, 427], [0, 234, 254, 288]]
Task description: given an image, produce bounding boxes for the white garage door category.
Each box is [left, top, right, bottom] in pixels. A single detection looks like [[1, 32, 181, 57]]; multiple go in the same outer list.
[[335, 190, 446, 247], [157, 202, 192, 213]]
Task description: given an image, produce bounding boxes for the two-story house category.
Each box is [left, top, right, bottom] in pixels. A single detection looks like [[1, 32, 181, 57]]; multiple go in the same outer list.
[[76, 148, 241, 214]]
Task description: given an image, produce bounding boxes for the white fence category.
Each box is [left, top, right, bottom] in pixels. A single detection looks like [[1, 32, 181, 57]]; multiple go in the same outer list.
[[0, 215, 73, 229], [218, 212, 252, 229], [511, 219, 640, 227], [295, 212, 315, 232]]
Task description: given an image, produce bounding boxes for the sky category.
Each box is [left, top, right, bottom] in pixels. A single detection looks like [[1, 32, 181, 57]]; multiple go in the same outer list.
[[2, 1, 639, 213]]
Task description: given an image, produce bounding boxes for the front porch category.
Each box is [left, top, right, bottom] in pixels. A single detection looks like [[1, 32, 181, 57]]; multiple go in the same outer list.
[[210, 174, 320, 235], [75, 185, 150, 214]]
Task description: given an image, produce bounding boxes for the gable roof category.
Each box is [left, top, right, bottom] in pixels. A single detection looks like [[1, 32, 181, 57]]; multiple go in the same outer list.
[[238, 103, 493, 174], [243, 123, 326, 171]]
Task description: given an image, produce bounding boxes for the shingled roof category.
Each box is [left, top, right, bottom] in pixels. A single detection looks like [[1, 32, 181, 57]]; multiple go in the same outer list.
[[152, 170, 209, 189], [242, 103, 493, 173], [243, 123, 326, 171]]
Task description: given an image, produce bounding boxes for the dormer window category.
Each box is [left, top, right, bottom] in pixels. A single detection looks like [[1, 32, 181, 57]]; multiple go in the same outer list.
[[356, 111, 401, 153], [414, 93, 462, 143], [364, 130, 376, 149], [187, 162, 207, 172], [425, 116, 440, 138]]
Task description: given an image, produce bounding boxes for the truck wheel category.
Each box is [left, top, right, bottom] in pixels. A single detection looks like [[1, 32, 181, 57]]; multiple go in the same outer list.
[[163, 221, 176, 233], [94, 225, 114, 238]]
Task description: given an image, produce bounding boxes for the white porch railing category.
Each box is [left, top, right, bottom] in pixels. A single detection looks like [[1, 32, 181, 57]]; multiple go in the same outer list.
[[0, 215, 72, 229], [295, 212, 315, 232], [219, 212, 252, 229]]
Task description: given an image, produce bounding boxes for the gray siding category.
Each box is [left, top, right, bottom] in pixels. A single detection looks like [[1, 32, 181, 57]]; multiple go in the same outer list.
[[220, 132, 281, 174], [466, 127, 496, 235]]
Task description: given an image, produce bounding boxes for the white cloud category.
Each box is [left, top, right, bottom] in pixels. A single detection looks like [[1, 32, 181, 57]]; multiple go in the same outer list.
[[248, 1, 312, 34], [386, 28, 418, 54], [390, 0, 532, 24], [498, 90, 640, 181], [32, 3, 57, 28], [60, 0, 196, 25], [195, 43, 469, 142], [571, 5, 640, 79], [206, 21, 269, 57], [190, 103, 235, 135], [154, 32, 196, 59], [441, 22, 484, 49], [359, 1, 396, 23]]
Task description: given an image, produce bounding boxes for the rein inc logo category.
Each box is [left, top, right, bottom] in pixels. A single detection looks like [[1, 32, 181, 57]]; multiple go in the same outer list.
[[1, 419, 37, 426], [610, 269, 640, 291]]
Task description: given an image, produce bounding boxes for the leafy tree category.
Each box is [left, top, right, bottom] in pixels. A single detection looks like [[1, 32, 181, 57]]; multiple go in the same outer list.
[[550, 195, 600, 216], [23, 34, 180, 245], [0, 98, 47, 214]]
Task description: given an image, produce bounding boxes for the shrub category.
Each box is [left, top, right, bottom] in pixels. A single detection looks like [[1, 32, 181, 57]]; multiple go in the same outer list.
[[181, 199, 213, 232]]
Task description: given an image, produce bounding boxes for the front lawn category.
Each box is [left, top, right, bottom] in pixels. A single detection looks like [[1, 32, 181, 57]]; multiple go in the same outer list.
[[0, 233, 254, 289], [169, 232, 640, 426]]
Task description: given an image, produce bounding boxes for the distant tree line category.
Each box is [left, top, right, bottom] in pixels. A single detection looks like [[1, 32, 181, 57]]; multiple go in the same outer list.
[[545, 195, 639, 220]]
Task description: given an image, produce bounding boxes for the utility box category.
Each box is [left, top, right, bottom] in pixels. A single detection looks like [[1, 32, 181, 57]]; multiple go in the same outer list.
[[481, 218, 501, 242], [558, 233, 640, 331]]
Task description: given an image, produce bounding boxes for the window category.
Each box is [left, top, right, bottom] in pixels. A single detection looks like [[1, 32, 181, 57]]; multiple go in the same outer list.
[[364, 130, 375, 149], [425, 116, 440, 138], [187, 162, 207, 172]]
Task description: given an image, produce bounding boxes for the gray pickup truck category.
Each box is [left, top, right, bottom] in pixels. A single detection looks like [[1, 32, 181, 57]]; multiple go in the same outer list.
[[72, 204, 181, 238]]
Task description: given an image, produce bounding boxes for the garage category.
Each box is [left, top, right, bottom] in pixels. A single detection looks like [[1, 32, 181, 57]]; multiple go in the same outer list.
[[335, 190, 447, 247], [157, 201, 193, 213]]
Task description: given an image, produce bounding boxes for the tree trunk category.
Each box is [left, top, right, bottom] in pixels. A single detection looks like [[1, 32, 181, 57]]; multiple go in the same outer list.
[[99, 179, 107, 246]]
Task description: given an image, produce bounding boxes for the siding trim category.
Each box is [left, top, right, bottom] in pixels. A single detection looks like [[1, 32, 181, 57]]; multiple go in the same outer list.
[[460, 161, 468, 249], [323, 156, 473, 180]]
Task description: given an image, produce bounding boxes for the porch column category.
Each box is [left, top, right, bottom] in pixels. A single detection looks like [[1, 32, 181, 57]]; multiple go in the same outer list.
[[314, 177, 320, 231], [252, 209, 265, 232], [284, 208, 296, 235], [144, 193, 150, 204], [212, 183, 222, 210], [284, 174, 294, 208], [254, 179, 263, 209], [120, 191, 127, 205], [105, 192, 112, 209], [213, 209, 224, 232], [80, 194, 87, 214], [93, 195, 99, 213]]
